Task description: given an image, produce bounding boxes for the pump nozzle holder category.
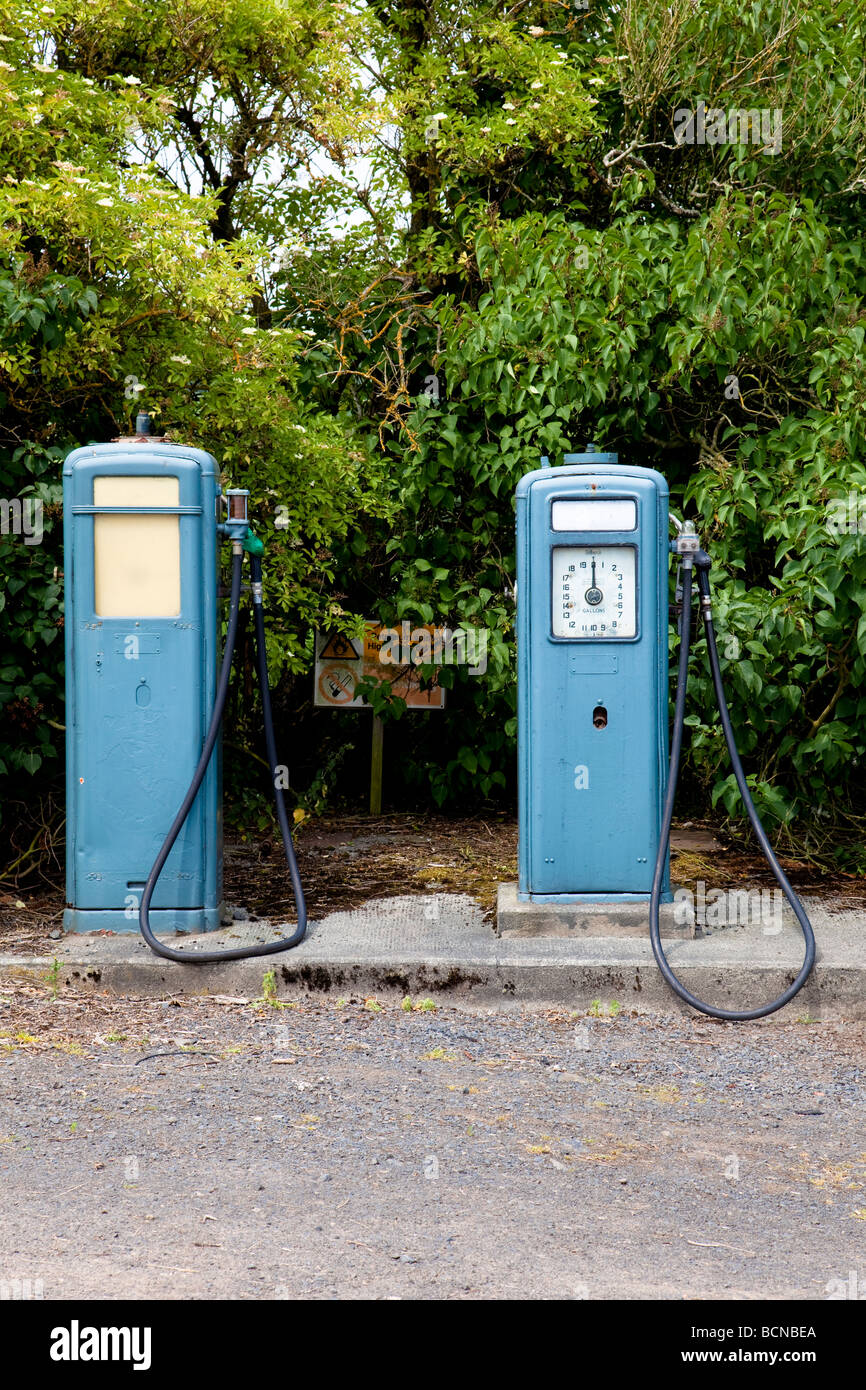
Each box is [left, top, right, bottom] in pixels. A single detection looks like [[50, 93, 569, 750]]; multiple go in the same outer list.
[[221, 488, 250, 541], [671, 522, 700, 558]]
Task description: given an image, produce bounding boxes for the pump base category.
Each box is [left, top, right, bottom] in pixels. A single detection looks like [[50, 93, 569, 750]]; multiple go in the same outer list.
[[63, 905, 227, 935], [497, 883, 693, 939]]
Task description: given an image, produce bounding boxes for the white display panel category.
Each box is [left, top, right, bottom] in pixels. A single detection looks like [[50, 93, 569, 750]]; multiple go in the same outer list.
[[93, 475, 181, 618], [551, 499, 636, 532], [551, 545, 637, 638]]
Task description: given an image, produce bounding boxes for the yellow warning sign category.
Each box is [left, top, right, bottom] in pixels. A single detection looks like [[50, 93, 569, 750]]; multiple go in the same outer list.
[[314, 623, 444, 710], [318, 632, 362, 661]]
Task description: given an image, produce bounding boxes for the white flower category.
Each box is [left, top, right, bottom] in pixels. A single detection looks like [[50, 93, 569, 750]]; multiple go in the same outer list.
[[169, 354, 191, 365], [505, 118, 517, 126], [480, 125, 491, 133], [502, 101, 515, 110], [81, 77, 94, 85], [531, 81, 543, 90], [528, 26, 545, 36], [0, 61, 15, 70], [34, 63, 54, 73], [241, 327, 257, 335], [123, 75, 142, 86], [0, 35, 15, 42], [96, 197, 114, 206], [429, 110, 447, 121]]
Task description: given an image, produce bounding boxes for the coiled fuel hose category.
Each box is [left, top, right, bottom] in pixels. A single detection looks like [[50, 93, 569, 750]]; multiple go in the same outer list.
[[138, 544, 307, 962], [649, 552, 816, 1020]]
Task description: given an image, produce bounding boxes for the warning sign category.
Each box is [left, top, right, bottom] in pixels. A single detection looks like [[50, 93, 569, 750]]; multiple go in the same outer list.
[[316, 663, 359, 706], [314, 624, 445, 710], [318, 632, 362, 661]]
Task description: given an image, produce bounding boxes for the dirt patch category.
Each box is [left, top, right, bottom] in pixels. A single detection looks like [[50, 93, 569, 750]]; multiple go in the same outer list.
[[230, 812, 517, 922]]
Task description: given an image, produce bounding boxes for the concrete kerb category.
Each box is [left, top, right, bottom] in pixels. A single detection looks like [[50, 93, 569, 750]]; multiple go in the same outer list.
[[2, 892, 864, 1020]]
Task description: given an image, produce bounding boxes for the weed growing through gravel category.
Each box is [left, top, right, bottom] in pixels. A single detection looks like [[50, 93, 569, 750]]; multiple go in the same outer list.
[[401, 996, 437, 1013], [253, 971, 296, 1010], [45, 958, 61, 1001], [588, 1000, 622, 1019]]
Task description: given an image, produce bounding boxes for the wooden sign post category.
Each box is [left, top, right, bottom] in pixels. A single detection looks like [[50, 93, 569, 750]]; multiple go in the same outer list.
[[314, 623, 445, 815]]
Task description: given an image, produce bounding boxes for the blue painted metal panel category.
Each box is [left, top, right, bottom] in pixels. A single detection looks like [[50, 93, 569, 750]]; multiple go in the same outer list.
[[63, 442, 223, 933], [516, 456, 671, 902]]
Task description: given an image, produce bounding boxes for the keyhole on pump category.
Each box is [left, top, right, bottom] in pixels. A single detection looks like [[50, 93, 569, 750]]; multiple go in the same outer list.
[[135, 680, 151, 707], [592, 705, 608, 729]]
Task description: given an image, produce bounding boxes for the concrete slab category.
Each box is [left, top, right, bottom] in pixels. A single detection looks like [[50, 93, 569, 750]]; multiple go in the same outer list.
[[2, 891, 864, 1020], [495, 881, 694, 938]]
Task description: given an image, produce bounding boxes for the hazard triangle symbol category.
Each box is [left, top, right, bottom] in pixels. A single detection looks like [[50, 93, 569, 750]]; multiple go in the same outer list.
[[319, 632, 360, 660]]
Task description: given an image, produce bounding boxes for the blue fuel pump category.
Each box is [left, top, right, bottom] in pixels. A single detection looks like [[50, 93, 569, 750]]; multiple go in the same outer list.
[[63, 422, 306, 962], [516, 450, 816, 1019], [516, 453, 671, 901]]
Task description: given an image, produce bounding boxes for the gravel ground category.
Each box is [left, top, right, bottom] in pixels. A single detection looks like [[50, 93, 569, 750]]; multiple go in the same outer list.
[[0, 982, 864, 1301]]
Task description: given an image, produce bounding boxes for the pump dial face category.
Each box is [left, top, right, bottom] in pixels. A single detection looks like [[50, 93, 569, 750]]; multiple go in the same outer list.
[[551, 545, 637, 639]]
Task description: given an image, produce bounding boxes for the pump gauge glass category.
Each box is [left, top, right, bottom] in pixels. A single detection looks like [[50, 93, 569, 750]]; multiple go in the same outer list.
[[551, 545, 636, 639]]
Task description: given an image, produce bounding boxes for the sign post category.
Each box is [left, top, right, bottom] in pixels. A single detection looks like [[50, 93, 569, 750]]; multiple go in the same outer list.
[[370, 715, 384, 815], [314, 622, 445, 813]]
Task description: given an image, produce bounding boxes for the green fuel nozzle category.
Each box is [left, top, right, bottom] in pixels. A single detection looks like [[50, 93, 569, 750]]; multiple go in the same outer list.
[[241, 531, 264, 556]]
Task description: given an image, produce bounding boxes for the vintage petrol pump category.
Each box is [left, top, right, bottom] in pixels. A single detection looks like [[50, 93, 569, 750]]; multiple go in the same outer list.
[[515, 450, 816, 1019], [516, 451, 671, 902], [63, 420, 306, 962]]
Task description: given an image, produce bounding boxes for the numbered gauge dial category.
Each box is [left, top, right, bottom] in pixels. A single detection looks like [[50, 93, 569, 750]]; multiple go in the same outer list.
[[551, 545, 637, 639]]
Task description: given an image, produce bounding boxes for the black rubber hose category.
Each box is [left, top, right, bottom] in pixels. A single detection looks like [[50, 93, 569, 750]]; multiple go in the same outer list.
[[138, 547, 307, 962], [249, 551, 306, 948], [649, 561, 816, 1020]]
